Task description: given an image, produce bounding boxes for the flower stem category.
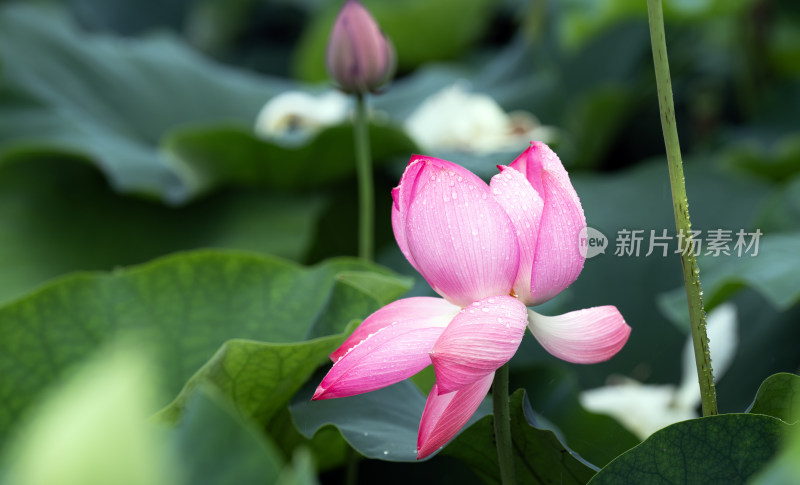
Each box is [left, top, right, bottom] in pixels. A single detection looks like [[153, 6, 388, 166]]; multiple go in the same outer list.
[[493, 364, 516, 485], [646, 0, 718, 416], [354, 92, 374, 261]]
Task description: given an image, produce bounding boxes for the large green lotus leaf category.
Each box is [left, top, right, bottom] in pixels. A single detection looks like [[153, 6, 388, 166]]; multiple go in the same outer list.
[[290, 379, 434, 462], [292, 0, 494, 82], [164, 123, 416, 196], [0, 250, 411, 443], [657, 231, 800, 329], [0, 4, 414, 204], [444, 389, 596, 485], [587, 414, 792, 485], [510, 364, 640, 468], [158, 328, 352, 425], [748, 373, 800, 423], [0, 155, 324, 305]]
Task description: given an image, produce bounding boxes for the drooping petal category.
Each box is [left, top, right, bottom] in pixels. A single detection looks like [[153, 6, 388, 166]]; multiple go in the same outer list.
[[489, 165, 544, 303], [509, 142, 586, 305], [416, 372, 494, 459], [401, 158, 520, 306], [430, 296, 527, 394], [392, 155, 495, 280], [527, 306, 630, 364], [330, 297, 460, 362], [313, 298, 459, 400]]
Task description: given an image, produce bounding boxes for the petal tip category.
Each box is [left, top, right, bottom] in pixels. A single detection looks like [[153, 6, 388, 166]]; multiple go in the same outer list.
[[311, 385, 328, 400]]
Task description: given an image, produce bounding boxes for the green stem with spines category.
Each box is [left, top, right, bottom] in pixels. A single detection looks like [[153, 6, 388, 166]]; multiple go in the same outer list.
[[646, 0, 718, 416], [354, 92, 374, 261], [493, 364, 517, 485]]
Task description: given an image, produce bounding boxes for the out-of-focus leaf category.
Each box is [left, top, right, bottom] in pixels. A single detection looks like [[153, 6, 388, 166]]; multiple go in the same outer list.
[[588, 414, 792, 485], [0, 5, 413, 204], [0, 4, 291, 202], [173, 386, 285, 485], [519, 158, 770, 388], [756, 176, 800, 233], [557, 0, 755, 50], [275, 448, 320, 485], [658, 231, 800, 328], [293, 0, 494, 82], [0, 155, 325, 305], [722, 135, 800, 182], [445, 389, 596, 485], [0, 251, 410, 442], [164, 123, 415, 196], [748, 373, 800, 423], [511, 364, 640, 468], [0, 346, 177, 485], [749, 405, 800, 485]]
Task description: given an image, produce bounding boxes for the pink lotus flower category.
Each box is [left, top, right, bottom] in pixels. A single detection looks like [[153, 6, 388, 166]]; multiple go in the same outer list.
[[313, 142, 631, 459]]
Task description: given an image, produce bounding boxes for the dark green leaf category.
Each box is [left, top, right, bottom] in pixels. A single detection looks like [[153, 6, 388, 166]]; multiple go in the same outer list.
[[0, 251, 410, 442], [158, 330, 350, 425], [658, 231, 800, 329], [588, 414, 792, 485], [445, 389, 596, 485], [748, 373, 800, 423]]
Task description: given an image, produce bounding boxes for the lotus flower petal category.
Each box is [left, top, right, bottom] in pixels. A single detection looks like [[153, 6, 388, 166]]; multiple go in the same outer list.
[[313, 298, 458, 400], [330, 297, 460, 362], [527, 306, 630, 364], [430, 296, 527, 394], [489, 165, 544, 304], [397, 156, 520, 306], [416, 372, 494, 459], [509, 142, 586, 305]]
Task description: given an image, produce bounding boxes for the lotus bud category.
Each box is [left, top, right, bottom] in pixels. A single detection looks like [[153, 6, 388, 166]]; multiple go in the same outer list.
[[326, 0, 396, 94]]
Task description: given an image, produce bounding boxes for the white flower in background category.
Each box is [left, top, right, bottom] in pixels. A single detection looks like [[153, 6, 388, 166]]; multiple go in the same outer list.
[[254, 90, 349, 141], [403, 83, 558, 154], [580, 303, 739, 440]]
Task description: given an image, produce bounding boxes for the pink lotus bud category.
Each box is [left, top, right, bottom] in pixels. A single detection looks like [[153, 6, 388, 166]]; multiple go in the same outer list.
[[326, 0, 396, 94]]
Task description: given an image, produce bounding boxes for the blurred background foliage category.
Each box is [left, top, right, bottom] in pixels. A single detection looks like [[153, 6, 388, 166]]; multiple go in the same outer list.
[[0, 0, 798, 483]]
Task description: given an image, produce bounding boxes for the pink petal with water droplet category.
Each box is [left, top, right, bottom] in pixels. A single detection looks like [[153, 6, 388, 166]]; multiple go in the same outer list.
[[401, 159, 519, 306], [509, 142, 586, 305], [416, 372, 494, 459], [313, 298, 458, 400], [527, 306, 631, 364], [330, 297, 460, 362], [490, 165, 544, 304], [392, 155, 490, 278], [430, 295, 527, 394]]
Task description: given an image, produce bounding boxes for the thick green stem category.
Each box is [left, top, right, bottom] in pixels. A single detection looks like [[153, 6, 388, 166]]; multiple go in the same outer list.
[[493, 364, 516, 485], [646, 0, 718, 416], [353, 92, 374, 261]]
